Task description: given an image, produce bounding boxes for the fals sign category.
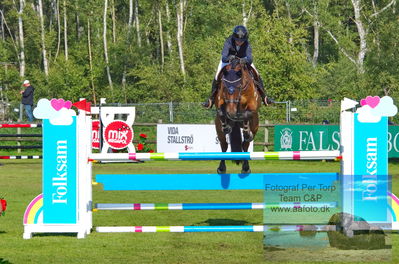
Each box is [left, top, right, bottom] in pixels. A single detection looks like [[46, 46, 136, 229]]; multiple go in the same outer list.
[[275, 125, 340, 151]]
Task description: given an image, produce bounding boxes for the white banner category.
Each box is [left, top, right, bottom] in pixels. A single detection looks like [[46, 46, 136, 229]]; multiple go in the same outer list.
[[157, 124, 253, 152]]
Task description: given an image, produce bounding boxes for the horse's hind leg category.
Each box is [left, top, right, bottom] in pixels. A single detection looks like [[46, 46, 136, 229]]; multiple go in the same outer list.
[[215, 117, 228, 174]]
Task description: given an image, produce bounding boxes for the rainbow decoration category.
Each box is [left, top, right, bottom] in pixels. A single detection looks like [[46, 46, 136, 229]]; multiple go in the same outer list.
[[96, 225, 336, 233], [0, 124, 41, 128], [94, 202, 338, 211], [90, 150, 340, 162], [23, 194, 43, 225], [388, 192, 399, 230], [0, 155, 42, 160]]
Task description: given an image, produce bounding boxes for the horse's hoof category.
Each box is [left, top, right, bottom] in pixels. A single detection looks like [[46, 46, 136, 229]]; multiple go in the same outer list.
[[241, 168, 251, 174], [217, 168, 226, 174]]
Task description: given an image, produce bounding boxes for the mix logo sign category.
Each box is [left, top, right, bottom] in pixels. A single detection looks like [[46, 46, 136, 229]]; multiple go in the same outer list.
[[91, 120, 133, 150], [104, 120, 133, 150], [92, 120, 100, 149]]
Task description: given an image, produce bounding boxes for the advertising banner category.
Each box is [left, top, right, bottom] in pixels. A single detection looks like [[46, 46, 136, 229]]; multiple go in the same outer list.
[[275, 125, 399, 157], [43, 118, 77, 224], [157, 124, 253, 152]]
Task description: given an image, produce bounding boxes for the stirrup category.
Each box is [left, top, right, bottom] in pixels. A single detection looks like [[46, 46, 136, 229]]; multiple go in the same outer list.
[[262, 97, 268, 106], [202, 98, 214, 109], [263, 97, 274, 105]]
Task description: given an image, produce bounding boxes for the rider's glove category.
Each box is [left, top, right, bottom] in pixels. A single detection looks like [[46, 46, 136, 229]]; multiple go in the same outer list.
[[228, 55, 236, 62], [239, 57, 248, 64]]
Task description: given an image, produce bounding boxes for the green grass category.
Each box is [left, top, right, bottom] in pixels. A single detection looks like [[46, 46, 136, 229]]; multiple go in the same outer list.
[[0, 159, 398, 263]]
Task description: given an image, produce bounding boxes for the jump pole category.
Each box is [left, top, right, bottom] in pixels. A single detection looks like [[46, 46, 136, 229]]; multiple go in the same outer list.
[[0, 155, 42, 159], [0, 124, 42, 128], [90, 150, 340, 162], [94, 202, 338, 211], [96, 225, 337, 233]]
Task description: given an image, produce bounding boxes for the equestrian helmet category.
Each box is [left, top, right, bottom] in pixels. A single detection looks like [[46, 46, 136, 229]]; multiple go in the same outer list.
[[232, 25, 248, 41]]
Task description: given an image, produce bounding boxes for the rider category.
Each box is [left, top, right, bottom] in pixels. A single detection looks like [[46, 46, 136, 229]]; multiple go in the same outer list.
[[202, 25, 268, 109]]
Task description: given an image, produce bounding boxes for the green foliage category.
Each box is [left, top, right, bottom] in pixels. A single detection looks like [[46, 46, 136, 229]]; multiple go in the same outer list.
[[0, 0, 398, 110], [251, 9, 318, 101]]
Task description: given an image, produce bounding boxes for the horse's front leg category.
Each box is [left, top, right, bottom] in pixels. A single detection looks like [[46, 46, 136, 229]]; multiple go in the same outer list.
[[217, 108, 232, 135], [215, 116, 228, 174], [242, 111, 254, 142]]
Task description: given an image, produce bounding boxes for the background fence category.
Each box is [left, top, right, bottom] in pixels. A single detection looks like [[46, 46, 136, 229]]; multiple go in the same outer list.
[[1, 100, 347, 124], [1, 99, 397, 155]]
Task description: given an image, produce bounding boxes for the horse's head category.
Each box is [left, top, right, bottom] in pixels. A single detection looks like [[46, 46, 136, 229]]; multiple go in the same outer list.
[[219, 59, 245, 119]]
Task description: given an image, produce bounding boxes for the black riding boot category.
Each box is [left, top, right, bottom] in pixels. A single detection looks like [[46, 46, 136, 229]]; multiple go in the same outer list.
[[202, 79, 218, 109], [257, 77, 268, 106]]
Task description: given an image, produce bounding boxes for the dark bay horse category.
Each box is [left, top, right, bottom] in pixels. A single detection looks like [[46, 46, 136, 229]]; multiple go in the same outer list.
[[214, 58, 261, 174]]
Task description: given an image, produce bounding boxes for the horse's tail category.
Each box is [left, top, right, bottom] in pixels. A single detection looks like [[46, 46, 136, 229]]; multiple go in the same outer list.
[[230, 123, 242, 165]]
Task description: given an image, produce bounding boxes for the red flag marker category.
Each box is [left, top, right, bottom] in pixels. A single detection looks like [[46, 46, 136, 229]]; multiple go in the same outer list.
[[72, 99, 91, 113]]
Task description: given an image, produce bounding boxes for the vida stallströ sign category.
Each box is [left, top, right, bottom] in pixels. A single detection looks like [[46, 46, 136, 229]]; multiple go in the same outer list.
[[274, 125, 399, 158]]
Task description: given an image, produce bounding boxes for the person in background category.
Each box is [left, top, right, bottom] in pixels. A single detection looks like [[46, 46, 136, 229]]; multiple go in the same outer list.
[[20, 80, 35, 122]]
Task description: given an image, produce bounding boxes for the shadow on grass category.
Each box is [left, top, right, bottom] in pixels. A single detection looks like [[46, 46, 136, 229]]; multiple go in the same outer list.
[[0, 258, 12, 264], [32, 233, 77, 238], [196, 218, 256, 226]]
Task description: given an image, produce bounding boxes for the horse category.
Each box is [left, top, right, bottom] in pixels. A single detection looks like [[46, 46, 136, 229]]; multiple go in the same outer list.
[[214, 58, 261, 174]]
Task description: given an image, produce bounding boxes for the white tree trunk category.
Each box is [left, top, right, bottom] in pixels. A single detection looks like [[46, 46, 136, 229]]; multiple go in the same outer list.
[[351, 0, 366, 74], [111, 0, 116, 43], [18, 0, 26, 77], [63, 0, 68, 60], [312, 20, 320, 67], [87, 19, 96, 105], [103, 0, 113, 90], [242, 0, 253, 27], [176, 0, 185, 77], [55, 0, 61, 59], [165, 0, 172, 54], [1, 8, 4, 40], [38, 0, 49, 77], [134, 0, 141, 47], [128, 0, 133, 28], [158, 5, 164, 69]]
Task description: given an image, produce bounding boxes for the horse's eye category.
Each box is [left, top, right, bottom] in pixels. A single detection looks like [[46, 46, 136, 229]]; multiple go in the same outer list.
[[236, 71, 242, 77], [223, 69, 228, 76]]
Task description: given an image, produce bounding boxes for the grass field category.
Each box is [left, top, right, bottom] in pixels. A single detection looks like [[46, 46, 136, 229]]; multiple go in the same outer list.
[[0, 159, 398, 263]]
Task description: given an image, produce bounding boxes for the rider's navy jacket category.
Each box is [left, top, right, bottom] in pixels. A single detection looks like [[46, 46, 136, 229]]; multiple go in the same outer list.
[[221, 35, 253, 64]]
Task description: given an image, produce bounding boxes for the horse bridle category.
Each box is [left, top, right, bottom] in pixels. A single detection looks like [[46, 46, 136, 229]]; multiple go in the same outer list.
[[221, 76, 250, 104]]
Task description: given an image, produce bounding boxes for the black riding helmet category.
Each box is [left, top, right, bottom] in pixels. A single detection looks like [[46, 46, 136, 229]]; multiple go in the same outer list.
[[232, 25, 248, 41]]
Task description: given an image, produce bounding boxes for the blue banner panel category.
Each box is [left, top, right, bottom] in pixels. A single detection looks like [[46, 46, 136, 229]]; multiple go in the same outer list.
[[96, 173, 339, 191], [353, 175, 390, 223], [353, 115, 388, 222], [43, 118, 77, 224]]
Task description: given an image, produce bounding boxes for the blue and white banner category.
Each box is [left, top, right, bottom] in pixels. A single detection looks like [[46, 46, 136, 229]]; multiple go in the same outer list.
[[352, 114, 389, 222], [43, 117, 77, 224]]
